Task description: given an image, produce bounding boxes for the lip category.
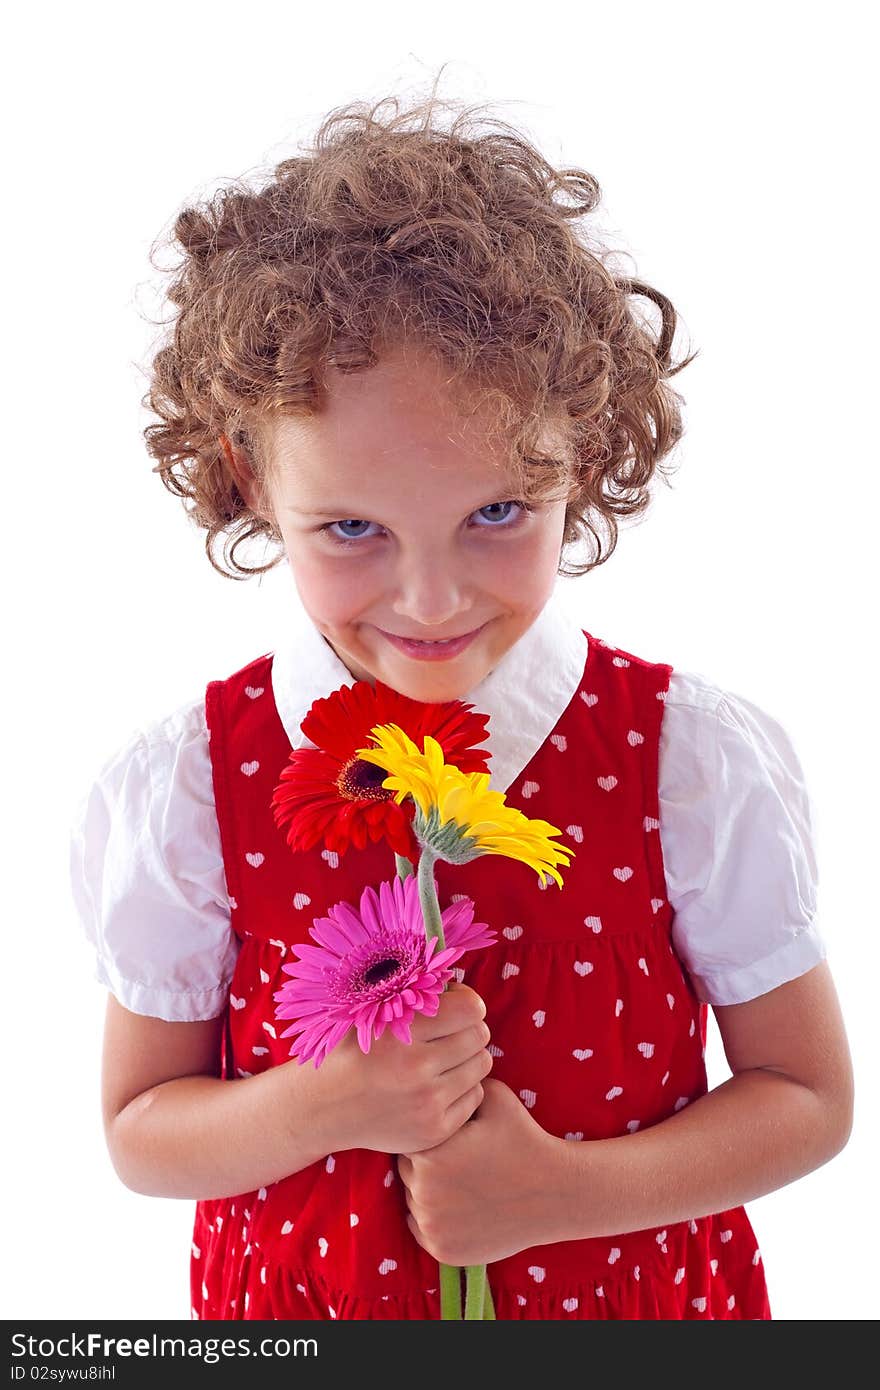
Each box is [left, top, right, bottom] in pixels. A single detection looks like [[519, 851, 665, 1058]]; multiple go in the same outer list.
[[376, 621, 489, 661]]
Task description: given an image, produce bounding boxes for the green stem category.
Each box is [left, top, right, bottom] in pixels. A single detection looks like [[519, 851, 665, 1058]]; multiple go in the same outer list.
[[439, 1262, 463, 1320], [394, 853, 415, 880], [464, 1263, 487, 1320], [482, 1274, 496, 1319], [417, 847, 445, 950]]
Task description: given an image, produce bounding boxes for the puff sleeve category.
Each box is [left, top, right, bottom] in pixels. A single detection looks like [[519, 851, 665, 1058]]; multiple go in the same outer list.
[[659, 674, 827, 1006], [68, 697, 240, 1022]]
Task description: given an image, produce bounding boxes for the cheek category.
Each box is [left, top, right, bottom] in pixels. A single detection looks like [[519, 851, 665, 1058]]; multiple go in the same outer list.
[[286, 548, 377, 623], [479, 525, 563, 595]]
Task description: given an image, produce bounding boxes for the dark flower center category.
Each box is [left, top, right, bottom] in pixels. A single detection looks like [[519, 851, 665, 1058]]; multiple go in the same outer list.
[[364, 957, 401, 986], [337, 756, 394, 802]]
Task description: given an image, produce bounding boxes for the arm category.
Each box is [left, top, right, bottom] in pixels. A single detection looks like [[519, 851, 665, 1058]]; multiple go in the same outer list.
[[398, 962, 854, 1267], [547, 961, 855, 1240], [103, 996, 343, 1201], [103, 985, 493, 1202]]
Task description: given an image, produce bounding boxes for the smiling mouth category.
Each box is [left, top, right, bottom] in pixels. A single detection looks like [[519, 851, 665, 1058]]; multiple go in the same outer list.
[[385, 631, 476, 643], [375, 622, 489, 657]]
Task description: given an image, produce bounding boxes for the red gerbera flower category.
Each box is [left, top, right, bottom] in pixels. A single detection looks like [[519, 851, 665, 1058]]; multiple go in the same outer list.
[[271, 679, 491, 859]]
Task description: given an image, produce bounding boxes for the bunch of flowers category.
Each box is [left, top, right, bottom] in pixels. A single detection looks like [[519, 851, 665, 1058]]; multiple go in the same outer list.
[[270, 679, 574, 1319]]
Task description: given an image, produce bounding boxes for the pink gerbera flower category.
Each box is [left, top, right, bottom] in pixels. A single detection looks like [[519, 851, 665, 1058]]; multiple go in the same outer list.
[[273, 873, 496, 1068]]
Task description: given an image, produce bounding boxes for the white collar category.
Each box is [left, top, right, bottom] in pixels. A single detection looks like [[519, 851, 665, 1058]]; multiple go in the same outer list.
[[270, 584, 589, 793]]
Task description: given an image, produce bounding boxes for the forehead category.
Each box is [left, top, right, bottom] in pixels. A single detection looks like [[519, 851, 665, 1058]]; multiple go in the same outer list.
[[262, 349, 564, 506]]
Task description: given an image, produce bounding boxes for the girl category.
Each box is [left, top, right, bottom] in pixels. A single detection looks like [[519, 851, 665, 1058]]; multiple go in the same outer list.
[[70, 88, 853, 1321]]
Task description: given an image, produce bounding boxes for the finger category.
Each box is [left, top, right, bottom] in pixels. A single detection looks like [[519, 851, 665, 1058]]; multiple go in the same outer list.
[[434, 1021, 491, 1075], [406, 1210, 430, 1252], [414, 987, 486, 1041], [443, 1080, 485, 1132], [435, 1046, 492, 1108]]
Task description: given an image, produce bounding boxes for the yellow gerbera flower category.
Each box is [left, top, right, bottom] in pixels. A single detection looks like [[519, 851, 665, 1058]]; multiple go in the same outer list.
[[356, 724, 574, 887]]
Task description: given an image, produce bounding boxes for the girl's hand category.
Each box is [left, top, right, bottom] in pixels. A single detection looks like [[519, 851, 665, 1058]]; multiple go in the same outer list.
[[396, 1078, 566, 1267], [310, 983, 494, 1156]]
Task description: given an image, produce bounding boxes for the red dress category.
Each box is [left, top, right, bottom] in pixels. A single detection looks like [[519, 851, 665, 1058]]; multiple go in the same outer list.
[[190, 631, 771, 1320]]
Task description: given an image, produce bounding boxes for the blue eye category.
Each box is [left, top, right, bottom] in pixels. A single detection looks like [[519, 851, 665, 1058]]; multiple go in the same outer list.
[[319, 500, 533, 547], [472, 501, 529, 527], [326, 518, 378, 542]]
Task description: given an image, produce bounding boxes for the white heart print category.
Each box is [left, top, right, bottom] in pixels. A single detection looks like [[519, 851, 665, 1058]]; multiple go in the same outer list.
[[502, 963, 520, 980], [519, 1089, 537, 1109], [532, 1010, 546, 1028], [245, 852, 265, 869], [527, 1266, 546, 1283], [638, 957, 649, 975], [378, 1258, 397, 1275], [251, 1046, 269, 1056], [573, 961, 594, 976], [261, 1021, 277, 1038], [627, 729, 644, 746], [580, 691, 598, 707], [613, 867, 633, 882], [550, 734, 567, 751], [281, 1220, 294, 1235], [230, 995, 246, 1011], [583, 916, 603, 934], [350, 1213, 359, 1227], [562, 1297, 578, 1312], [503, 925, 523, 939], [612, 656, 630, 667], [572, 1048, 593, 1061], [260, 969, 270, 984], [605, 1086, 623, 1100], [318, 1238, 328, 1257], [244, 686, 264, 699], [240, 760, 260, 777], [644, 816, 660, 831], [325, 1155, 336, 1173], [637, 1042, 655, 1058], [691, 1297, 707, 1312], [607, 1248, 621, 1265], [566, 824, 584, 843], [597, 775, 618, 791], [615, 999, 624, 1016], [321, 849, 340, 869], [521, 780, 540, 798], [650, 898, 665, 913], [293, 892, 311, 910]]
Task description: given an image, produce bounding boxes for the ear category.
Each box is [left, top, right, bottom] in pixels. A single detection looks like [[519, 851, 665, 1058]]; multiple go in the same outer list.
[[219, 433, 272, 522]]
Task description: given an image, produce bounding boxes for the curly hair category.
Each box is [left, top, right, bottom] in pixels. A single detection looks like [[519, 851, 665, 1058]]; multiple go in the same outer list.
[[142, 79, 697, 580]]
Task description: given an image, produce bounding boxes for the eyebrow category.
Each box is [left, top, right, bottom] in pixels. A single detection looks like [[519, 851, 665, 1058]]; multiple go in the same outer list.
[[288, 492, 530, 520]]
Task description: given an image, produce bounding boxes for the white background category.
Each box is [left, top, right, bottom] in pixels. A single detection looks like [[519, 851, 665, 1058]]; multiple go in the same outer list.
[[5, 0, 877, 1321]]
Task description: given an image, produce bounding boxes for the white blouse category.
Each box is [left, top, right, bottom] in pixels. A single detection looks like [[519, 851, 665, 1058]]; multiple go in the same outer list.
[[68, 588, 827, 1022]]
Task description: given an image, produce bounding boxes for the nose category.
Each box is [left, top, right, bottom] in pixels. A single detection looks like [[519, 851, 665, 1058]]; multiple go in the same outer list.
[[390, 550, 474, 629]]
